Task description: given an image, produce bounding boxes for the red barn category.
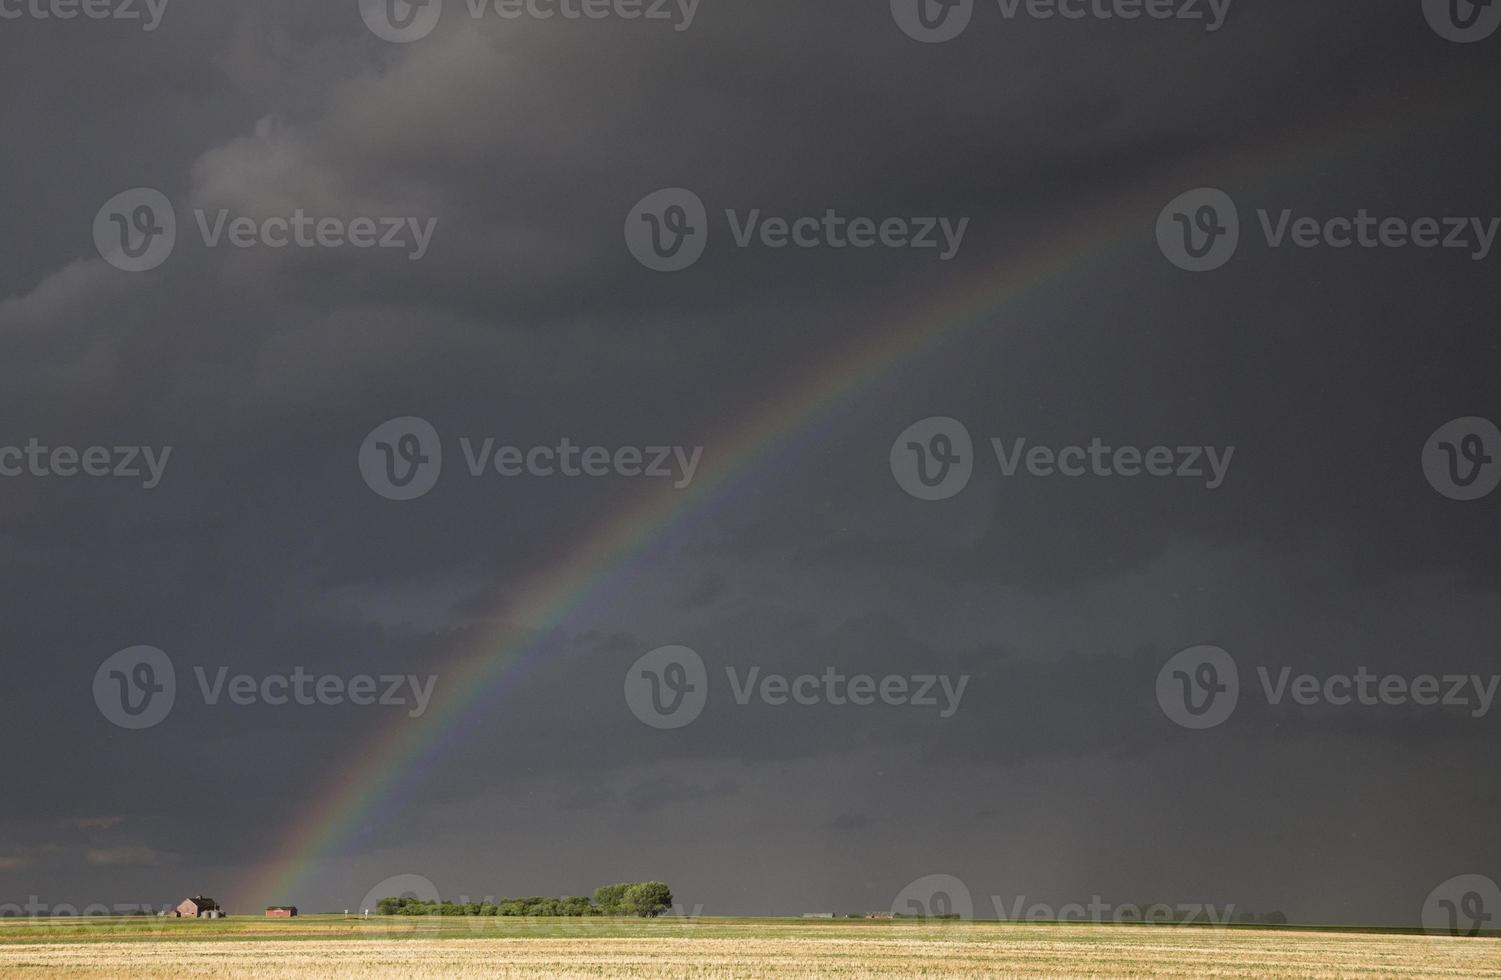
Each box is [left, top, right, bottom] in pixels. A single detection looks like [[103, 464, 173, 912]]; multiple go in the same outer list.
[[265, 906, 299, 918], [174, 896, 220, 918]]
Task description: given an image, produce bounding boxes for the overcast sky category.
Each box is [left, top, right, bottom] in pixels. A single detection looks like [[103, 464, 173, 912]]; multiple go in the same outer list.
[[2, 0, 1499, 928]]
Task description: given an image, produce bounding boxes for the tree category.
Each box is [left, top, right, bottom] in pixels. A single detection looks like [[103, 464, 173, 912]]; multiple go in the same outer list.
[[622, 882, 673, 918], [560, 896, 594, 917], [593, 883, 630, 914], [378, 882, 674, 918]]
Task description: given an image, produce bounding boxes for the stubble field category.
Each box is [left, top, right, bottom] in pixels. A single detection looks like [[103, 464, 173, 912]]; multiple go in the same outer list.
[[1, 915, 1498, 978]]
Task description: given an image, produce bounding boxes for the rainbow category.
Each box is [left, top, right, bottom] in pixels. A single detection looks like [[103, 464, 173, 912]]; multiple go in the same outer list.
[[240, 91, 1471, 910]]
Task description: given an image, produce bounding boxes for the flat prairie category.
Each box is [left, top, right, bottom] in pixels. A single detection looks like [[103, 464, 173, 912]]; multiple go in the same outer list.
[[1, 916, 1498, 978]]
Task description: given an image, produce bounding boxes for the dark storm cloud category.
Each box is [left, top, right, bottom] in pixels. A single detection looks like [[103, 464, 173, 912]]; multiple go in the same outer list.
[[0, 0, 1498, 926]]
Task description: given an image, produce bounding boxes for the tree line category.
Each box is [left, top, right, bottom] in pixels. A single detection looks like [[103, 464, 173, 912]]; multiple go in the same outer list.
[[376, 882, 673, 918]]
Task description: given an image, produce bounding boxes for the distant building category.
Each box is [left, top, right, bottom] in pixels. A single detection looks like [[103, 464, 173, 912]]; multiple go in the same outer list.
[[174, 897, 221, 918], [265, 907, 299, 918], [801, 912, 835, 918], [865, 912, 894, 919]]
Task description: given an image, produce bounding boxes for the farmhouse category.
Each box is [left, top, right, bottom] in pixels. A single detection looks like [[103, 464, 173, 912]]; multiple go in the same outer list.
[[174, 896, 222, 918], [265, 906, 299, 918]]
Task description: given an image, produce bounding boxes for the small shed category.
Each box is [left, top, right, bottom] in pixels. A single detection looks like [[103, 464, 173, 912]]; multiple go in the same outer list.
[[265, 906, 299, 918]]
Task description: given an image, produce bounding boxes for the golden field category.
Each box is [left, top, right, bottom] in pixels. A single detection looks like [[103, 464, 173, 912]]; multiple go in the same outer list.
[[1, 916, 1498, 978]]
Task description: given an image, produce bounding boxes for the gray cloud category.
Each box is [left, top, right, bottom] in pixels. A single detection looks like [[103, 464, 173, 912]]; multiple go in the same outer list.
[[0, 0, 1498, 928]]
